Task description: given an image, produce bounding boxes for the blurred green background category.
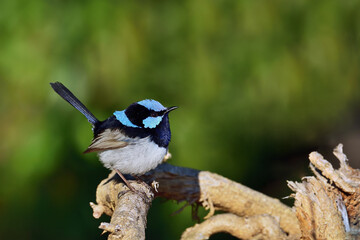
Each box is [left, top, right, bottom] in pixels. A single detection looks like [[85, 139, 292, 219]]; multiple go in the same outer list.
[[1, 0, 360, 239]]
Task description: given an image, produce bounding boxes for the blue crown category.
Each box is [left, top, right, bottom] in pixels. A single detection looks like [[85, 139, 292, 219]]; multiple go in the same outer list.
[[137, 99, 166, 111]]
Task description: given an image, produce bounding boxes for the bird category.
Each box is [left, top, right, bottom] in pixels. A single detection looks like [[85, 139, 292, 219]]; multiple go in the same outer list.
[[50, 82, 177, 191]]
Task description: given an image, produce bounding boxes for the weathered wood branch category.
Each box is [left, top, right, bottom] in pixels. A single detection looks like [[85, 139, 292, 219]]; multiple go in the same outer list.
[[288, 144, 360, 239], [91, 163, 300, 239], [90, 178, 154, 240], [90, 144, 360, 239], [181, 213, 288, 240]]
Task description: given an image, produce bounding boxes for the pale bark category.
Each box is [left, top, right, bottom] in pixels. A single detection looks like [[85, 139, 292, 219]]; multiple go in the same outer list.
[[181, 213, 288, 240], [90, 144, 360, 240], [288, 144, 360, 239]]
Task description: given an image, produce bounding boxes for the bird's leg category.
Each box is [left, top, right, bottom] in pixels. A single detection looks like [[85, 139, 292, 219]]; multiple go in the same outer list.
[[134, 175, 159, 193], [115, 169, 135, 191]]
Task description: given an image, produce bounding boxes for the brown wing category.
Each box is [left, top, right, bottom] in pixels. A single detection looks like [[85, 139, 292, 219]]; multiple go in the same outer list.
[[83, 129, 129, 153]]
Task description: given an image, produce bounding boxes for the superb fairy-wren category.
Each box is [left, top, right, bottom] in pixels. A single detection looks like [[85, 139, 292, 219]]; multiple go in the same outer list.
[[50, 82, 177, 191]]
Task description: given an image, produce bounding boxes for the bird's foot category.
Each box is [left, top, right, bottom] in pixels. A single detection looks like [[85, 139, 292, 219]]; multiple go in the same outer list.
[[115, 169, 135, 191]]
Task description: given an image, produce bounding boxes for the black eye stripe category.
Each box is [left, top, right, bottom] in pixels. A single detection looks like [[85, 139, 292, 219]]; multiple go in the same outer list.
[[151, 110, 167, 117], [125, 103, 151, 127]]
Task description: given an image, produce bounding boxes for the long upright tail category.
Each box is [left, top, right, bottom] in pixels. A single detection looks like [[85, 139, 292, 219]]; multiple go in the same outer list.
[[50, 82, 99, 125]]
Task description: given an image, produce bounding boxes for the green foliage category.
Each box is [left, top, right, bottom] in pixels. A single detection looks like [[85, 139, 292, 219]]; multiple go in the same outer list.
[[0, 0, 360, 239]]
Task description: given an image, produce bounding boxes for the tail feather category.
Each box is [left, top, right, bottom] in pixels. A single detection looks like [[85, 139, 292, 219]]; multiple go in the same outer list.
[[50, 82, 99, 125]]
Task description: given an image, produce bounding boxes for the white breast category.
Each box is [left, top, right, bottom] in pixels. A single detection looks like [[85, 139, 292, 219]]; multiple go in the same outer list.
[[98, 136, 167, 175]]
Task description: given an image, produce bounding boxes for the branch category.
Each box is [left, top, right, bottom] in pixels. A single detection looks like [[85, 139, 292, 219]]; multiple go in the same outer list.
[[288, 144, 360, 239], [90, 179, 154, 240], [180, 213, 288, 240], [91, 163, 300, 239], [91, 144, 360, 239]]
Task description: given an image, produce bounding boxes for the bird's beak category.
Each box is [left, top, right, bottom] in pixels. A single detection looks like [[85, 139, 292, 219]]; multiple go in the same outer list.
[[165, 106, 178, 114]]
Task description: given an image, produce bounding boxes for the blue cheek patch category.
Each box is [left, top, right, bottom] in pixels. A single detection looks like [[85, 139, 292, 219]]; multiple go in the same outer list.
[[114, 110, 139, 128], [143, 116, 162, 128]]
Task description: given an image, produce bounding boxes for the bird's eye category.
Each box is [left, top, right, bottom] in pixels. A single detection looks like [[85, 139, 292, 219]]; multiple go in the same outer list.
[[151, 112, 158, 117]]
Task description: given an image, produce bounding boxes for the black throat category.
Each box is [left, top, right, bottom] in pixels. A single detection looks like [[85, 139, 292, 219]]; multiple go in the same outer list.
[[151, 114, 171, 148]]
